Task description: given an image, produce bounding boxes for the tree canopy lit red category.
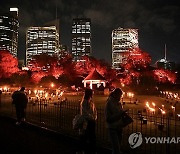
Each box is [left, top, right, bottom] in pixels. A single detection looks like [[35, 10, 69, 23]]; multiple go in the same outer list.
[[0, 50, 19, 78], [153, 69, 176, 83]]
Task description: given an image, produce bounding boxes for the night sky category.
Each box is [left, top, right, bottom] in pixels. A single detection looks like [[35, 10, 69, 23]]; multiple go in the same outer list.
[[1, 0, 180, 64]]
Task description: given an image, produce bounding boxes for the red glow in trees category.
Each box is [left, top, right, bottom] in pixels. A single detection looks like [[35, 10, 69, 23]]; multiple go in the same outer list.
[[0, 50, 19, 78], [153, 69, 176, 83], [75, 56, 113, 80], [119, 48, 151, 85], [31, 71, 47, 83], [29, 53, 64, 82], [59, 53, 76, 78], [124, 48, 151, 70]]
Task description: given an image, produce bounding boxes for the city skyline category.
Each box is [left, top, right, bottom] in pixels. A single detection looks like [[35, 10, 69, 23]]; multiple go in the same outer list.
[[0, 0, 180, 64]]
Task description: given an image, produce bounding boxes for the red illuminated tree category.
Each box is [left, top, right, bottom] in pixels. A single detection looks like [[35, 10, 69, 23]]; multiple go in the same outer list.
[[153, 69, 176, 83], [29, 53, 59, 72], [75, 56, 114, 82], [0, 51, 19, 78], [59, 53, 76, 79], [29, 53, 77, 83], [31, 71, 47, 83], [29, 53, 64, 82], [124, 48, 151, 70], [118, 48, 152, 85]]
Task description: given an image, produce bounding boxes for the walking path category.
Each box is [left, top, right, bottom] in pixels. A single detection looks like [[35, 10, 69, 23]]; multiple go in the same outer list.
[[0, 116, 110, 154]]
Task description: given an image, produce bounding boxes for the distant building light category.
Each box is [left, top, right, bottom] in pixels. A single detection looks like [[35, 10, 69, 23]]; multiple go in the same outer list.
[[10, 8, 18, 12], [22, 67, 29, 71]]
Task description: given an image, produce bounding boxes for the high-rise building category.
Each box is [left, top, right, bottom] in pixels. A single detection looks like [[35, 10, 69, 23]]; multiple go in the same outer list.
[[26, 26, 59, 66], [0, 8, 19, 57], [72, 18, 91, 61], [112, 27, 139, 69]]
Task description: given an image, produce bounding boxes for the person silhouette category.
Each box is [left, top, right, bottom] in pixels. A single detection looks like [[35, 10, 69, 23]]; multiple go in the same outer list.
[[12, 87, 28, 125], [80, 88, 97, 153], [105, 88, 125, 154]]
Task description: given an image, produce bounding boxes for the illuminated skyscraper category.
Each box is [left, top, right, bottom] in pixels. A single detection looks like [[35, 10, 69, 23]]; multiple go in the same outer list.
[[26, 26, 59, 65], [0, 8, 19, 57], [72, 18, 91, 61], [112, 27, 139, 69]]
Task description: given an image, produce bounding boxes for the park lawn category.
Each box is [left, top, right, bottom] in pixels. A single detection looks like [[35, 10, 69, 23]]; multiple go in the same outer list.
[[63, 94, 180, 112]]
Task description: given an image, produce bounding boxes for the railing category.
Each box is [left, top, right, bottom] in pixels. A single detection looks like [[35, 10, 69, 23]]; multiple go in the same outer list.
[[0, 95, 180, 154]]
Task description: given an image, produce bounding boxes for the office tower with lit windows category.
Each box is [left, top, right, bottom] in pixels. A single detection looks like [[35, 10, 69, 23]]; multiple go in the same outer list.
[[112, 27, 139, 69], [0, 8, 19, 57], [26, 26, 59, 65], [72, 18, 91, 61]]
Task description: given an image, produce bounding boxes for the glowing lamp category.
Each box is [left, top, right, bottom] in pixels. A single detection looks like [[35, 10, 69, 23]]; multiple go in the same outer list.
[[152, 102, 156, 107], [45, 93, 48, 98], [162, 110, 166, 114], [146, 102, 150, 108], [50, 83, 54, 88], [4, 86, 7, 91], [171, 106, 175, 110], [34, 90, 37, 94]]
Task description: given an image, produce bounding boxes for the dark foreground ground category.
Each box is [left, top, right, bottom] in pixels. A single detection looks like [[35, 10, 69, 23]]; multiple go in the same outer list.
[[0, 116, 110, 154]]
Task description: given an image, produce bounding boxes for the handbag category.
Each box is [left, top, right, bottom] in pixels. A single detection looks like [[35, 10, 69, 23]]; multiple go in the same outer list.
[[119, 112, 133, 128], [72, 114, 87, 130]]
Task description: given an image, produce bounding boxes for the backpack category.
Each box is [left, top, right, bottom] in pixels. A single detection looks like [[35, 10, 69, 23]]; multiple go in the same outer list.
[[72, 114, 87, 130]]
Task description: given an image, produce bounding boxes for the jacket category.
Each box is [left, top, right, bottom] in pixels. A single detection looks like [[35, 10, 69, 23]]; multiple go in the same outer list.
[[105, 96, 124, 129], [12, 91, 28, 108]]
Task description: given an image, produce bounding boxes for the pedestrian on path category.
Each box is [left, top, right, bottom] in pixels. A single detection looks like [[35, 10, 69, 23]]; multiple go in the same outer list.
[[105, 88, 125, 154], [12, 87, 28, 125], [80, 88, 97, 153]]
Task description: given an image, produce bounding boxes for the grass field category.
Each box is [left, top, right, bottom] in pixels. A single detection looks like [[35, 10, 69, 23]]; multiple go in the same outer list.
[[63, 94, 180, 113]]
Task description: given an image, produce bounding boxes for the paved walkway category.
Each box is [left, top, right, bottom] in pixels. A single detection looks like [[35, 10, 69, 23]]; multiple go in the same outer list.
[[0, 116, 110, 154]]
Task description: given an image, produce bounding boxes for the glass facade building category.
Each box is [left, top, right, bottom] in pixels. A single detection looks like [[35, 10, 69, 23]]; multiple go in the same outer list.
[[72, 18, 91, 61], [0, 8, 19, 57], [112, 27, 139, 69], [26, 26, 59, 65]]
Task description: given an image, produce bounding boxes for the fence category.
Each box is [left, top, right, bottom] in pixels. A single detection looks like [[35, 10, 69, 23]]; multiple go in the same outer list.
[[0, 94, 180, 154]]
